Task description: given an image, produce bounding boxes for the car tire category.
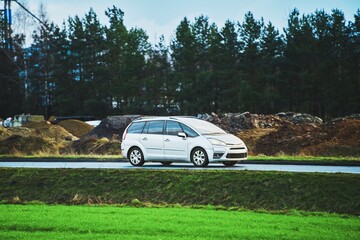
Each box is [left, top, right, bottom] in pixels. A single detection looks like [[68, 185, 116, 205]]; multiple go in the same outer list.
[[191, 147, 209, 167], [128, 147, 145, 166], [160, 161, 172, 166], [222, 161, 238, 167]]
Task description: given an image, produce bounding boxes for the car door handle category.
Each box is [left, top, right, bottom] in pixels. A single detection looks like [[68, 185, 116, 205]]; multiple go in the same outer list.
[[142, 137, 148, 140], [164, 139, 170, 142]]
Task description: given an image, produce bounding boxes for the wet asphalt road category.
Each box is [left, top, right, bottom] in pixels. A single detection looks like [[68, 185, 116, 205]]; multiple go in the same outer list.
[[0, 161, 359, 174]]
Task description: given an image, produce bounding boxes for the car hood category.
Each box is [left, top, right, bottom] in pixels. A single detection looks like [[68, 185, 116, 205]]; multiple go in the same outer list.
[[205, 134, 244, 145]]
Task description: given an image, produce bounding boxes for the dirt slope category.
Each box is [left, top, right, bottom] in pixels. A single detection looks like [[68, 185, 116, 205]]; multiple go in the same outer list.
[[247, 118, 359, 156]]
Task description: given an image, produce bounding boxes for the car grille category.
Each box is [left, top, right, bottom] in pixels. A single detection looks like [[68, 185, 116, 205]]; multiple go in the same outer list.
[[230, 147, 246, 150], [226, 153, 247, 158]]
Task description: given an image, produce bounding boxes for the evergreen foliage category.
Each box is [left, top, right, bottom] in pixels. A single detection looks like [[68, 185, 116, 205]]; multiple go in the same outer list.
[[0, 7, 359, 118]]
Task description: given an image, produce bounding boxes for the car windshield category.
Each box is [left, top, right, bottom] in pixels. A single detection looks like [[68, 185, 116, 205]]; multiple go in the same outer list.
[[181, 118, 226, 135]]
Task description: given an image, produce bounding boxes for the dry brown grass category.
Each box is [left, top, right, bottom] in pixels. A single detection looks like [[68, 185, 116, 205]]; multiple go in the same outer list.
[[0, 126, 11, 141], [0, 135, 59, 155], [0, 122, 75, 155], [63, 137, 121, 155]]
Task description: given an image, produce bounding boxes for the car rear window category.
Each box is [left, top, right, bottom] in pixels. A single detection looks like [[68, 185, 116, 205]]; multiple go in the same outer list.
[[127, 121, 146, 134]]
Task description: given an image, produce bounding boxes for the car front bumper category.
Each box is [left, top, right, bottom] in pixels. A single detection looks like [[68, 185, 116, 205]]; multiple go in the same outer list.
[[210, 145, 248, 162]]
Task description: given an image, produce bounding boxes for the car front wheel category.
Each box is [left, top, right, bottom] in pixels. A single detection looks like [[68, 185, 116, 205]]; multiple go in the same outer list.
[[128, 147, 145, 166], [191, 147, 209, 167]]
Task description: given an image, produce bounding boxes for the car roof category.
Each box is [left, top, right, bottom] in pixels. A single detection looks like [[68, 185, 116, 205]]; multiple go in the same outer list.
[[131, 116, 226, 134], [132, 116, 215, 130]]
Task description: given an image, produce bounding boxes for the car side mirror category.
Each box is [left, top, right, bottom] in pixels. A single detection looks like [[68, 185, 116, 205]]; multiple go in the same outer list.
[[178, 132, 186, 139]]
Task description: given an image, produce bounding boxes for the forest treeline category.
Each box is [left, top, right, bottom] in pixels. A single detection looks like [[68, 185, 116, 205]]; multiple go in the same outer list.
[[0, 6, 359, 119]]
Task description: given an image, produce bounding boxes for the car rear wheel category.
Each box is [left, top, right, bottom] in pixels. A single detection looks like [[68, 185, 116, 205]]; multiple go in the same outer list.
[[191, 147, 209, 167], [222, 161, 238, 167], [160, 161, 172, 166], [128, 147, 145, 166]]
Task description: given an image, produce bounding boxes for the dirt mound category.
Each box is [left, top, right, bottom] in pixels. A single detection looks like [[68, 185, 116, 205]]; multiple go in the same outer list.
[[198, 112, 324, 133], [252, 118, 359, 156], [83, 115, 140, 140], [5, 126, 34, 138], [253, 123, 323, 155], [0, 135, 58, 155], [22, 121, 75, 142], [324, 118, 360, 146], [63, 137, 121, 155], [0, 126, 11, 140], [300, 118, 360, 156], [0, 122, 76, 155], [57, 119, 93, 138], [237, 128, 277, 155]]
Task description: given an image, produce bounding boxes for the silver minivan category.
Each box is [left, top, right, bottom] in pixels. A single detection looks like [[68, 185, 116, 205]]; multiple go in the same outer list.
[[121, 116, 248, 167]]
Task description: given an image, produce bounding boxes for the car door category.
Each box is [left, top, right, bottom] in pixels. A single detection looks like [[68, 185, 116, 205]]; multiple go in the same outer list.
[[163, 120, 188, 161], [140, 120, 164, 160]]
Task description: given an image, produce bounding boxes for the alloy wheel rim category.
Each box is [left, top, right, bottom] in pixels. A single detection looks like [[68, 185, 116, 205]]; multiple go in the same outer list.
[[130, 150, 141, 164], [193, 150, 205, 165]]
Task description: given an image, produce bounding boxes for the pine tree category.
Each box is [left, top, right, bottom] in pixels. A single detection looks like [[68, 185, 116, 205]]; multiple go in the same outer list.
[[170, 17, 197, 114], [104, 6, 128, 114], [67, 15, 87, 114], [192, 15, 213, 112], [143, 36, 172, 114], [219, 20, 242, 112], [260, 22, 284, 113], [238, 12, 264, 112], [82, 8, 106, 116]]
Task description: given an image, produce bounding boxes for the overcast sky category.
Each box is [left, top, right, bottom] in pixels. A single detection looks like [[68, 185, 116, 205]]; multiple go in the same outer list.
[[14, 0, 360, 45]]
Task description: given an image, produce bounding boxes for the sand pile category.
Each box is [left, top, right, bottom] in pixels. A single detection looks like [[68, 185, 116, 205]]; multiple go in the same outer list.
[[0, 122, 75, 155], [57, 120, 93, 138], [0, 135, 58, 155]]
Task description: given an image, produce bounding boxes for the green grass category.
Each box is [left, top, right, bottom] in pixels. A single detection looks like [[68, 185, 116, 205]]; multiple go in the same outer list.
[[0, 154, 121, 159], [0, 154, 122, 161], [0, 204, 359, 240], [1, 168, 359, 215], [248, 155, 360, 163]]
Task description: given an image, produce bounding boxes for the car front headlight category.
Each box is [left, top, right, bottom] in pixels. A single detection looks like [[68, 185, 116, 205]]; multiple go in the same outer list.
[[209, 138, 226, 146]]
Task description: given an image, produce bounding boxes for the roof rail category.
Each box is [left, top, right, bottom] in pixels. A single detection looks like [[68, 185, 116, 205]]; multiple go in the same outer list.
[[133, 115, 197, 121], [170, 116, 197, 119]]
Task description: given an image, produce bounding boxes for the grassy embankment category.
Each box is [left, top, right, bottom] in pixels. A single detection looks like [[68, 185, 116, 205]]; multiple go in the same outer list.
[[0, 154, 120, 161], [1, 168, 359, 215], [0, 204, 359, 240], [248, 155, 360, 165]]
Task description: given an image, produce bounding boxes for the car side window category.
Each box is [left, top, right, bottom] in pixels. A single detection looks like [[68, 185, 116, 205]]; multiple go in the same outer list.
[[180, 123, 199, 138], [166, 121, 183, 135], [143, 120, 164, 134], [127, 122, 146, 134]]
